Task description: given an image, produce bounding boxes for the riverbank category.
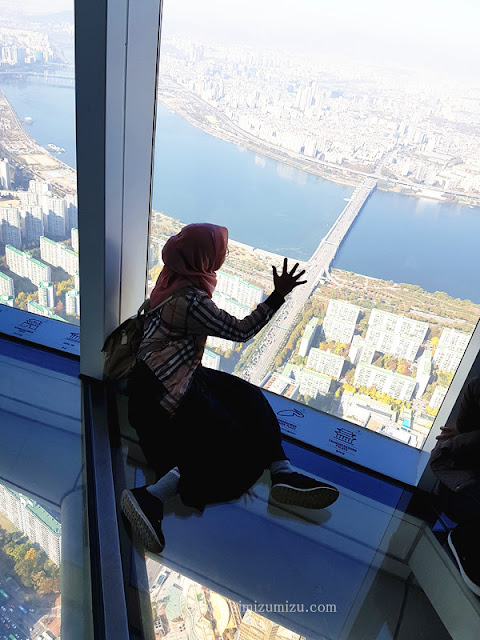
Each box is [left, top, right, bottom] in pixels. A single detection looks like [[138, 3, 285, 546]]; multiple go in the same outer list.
[[157, 81, 480, 207], [0, 91, 76, 197]]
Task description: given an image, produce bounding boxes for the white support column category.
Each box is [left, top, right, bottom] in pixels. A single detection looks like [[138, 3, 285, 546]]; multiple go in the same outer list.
[[77, 0, 162, 379]]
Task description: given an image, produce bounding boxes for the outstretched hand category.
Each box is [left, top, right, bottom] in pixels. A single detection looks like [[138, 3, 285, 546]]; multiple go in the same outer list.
[[436, 425, 459, 441], [272, 258, 307, 297]]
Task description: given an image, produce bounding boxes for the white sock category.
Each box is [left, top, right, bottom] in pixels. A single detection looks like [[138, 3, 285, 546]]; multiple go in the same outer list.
[[270, 459, 294, 475], [146, 467, 180, 502]]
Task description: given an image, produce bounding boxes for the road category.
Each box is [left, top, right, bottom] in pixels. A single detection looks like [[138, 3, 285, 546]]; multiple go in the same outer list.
[[244, 177, 377, 386]]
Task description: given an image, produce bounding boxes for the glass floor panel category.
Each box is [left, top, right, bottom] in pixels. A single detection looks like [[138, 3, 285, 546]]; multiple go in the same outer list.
[[0, 339, 90, 640], [116, 406, 480, 640]]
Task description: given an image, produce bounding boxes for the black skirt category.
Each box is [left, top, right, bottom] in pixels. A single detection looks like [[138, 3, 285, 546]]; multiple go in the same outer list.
[[127, 360, 287, 512]]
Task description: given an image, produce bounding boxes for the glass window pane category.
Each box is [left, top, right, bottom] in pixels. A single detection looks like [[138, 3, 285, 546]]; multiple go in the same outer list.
[[0, 2, 79, 325], [149, 1, 480, 449]]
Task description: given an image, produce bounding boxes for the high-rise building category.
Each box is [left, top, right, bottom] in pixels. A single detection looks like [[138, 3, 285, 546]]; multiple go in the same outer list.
[[42, 195, 67, 238], [38, 281, 55, 308], [415, 349, 432, 398], [262, 372, 299, 399], [65, 194, 78, 231], [65, 289, 80, 316], [430, 385, 448, 410], [306, 348, 345, 380], [298, 317, 318, 357], [0, 206, 22, 248], [0, 294, 14, 307], [0, 484, 61, 565], [71, 227, 79, 252], [298, 368, 331, 399], [202, 349, 221, 370], [349, 335, 375, 365], [365, 309, 428, 362], [433, 328, 470, 373], [40, 236, 79, 276], [0, 158, 11, 189], [0, 270, 14, 297], [27, 300, 65, 321], [28, 179, 51, 195], [213, 290, 251, 319], [323, 299, 360, 344], [354, 363, 416, 402], [216, 270, 264, 308], [5, 244, 51, 286], [23, 204, 44, 243]]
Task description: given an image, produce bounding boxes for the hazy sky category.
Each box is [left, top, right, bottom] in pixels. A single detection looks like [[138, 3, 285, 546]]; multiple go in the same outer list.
[[6, 0, 479, 78], [162, 0, 480, 77]]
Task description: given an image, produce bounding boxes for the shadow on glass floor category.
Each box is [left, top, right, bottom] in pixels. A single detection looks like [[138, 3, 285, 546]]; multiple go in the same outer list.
[[0, 341, 90, 640], [114, 395, 479, 640]]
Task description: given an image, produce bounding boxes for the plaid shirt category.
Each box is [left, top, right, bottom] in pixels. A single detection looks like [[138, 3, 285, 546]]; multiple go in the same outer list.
[[138, 286, 284, 414]]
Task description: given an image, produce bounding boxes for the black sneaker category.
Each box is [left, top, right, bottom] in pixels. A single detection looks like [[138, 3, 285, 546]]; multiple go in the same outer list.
[[121, 486, 165, 553], [270, 471, 339, 509], [448, 526, 480, 596]]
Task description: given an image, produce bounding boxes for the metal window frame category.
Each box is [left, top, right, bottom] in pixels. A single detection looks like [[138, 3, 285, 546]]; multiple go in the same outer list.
[[75, 0, 479, 493], [78, 0, 162, 378]]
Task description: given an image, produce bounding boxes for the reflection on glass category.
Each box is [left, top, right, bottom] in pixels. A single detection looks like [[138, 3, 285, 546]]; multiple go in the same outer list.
[[149, 1, 480, 449], [0, 3, 78, 325], [0, 483, 61, 637], [145, 560, 307, 640]]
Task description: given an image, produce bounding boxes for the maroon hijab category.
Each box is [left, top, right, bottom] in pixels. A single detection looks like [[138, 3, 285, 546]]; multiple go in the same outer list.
[[150, 223, 228, 308]]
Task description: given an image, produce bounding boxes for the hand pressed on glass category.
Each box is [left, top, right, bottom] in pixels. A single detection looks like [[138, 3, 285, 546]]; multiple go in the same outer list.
[[272, 258, 307, 297]]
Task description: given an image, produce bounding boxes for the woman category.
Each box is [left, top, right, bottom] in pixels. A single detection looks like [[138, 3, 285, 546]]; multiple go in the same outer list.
[[121, 223, 339, 553], [431, 378, 480, 596]]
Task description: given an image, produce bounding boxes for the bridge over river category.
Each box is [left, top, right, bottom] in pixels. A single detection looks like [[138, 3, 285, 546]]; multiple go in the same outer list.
[[244, 176, 377, 386]]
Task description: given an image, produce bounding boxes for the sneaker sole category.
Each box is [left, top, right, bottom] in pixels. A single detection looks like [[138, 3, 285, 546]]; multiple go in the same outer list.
[[448, 530, 480, 596], [270, 483, 339, 509], [121, 489, 165, 554]]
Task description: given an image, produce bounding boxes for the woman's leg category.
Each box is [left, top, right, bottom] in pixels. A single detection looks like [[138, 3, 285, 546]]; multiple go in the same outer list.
[[122, 361, 183, 552], [438, 482, 480, 596], [456, 378, 480, 433]]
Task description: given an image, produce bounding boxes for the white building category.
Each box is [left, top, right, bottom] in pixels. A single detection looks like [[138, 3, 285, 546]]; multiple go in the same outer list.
[[306, 347, 345, 380], [0, 158, 11, 189], [202, 349, 221, 370], [0, 483, 61, 565], [349, 335, 375, 365], [298, 368, 331, 399], [38, 281, 55, 308], [415, 349, 432, 398], [0, 206, 22, 248], [5, 244, 51, 286], [216, 270, 264, 308], [298, 317, 318, 357], [0, 294, 13, 307], [430, 385, 448, 410], [22, 204, 44, 243], [26, 301, 65, 321], [40, 236, 79, 276], [71, 227, 79, 253], [433, 328, 470, 373], [65, 289, 80, 316], [66, 194, 78, 231], [354, 362, 416, 402], [0, 270, 14, 297], [262, 373, 299, 400], [365, 308, 428, 361], [338, 393, 397, 428], [42, 195, 67, 238], [322, 299, 360, 344], [28, 179, 51, 196]]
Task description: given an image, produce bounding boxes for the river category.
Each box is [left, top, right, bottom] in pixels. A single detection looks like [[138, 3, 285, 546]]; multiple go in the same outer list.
[[1, 76, 479, 303]]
